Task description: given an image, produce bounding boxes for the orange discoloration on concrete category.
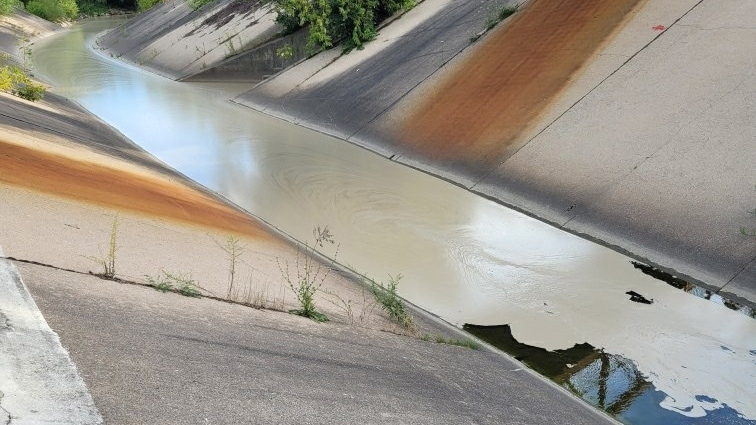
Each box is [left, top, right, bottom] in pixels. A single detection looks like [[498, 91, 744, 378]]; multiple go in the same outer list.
[[401, 0, 644, 167], [0, 140, 271, 239]]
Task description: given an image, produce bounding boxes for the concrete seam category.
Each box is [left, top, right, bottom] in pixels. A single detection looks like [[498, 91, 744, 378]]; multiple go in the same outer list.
[[469, 0, 708, 191], [719, 253, 756, 293]]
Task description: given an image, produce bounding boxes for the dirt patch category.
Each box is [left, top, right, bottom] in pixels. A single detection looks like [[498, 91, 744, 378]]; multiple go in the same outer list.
[[0, 140, 270, 239], [399, 0, 644, 168]]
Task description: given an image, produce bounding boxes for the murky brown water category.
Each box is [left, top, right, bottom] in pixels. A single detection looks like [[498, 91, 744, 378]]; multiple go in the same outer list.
[[30, 19, 756, 422]]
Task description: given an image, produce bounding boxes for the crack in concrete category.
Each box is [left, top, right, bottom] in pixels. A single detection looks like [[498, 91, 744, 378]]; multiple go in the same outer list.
[[677, 24, 756, 31], [0, 390, 12, 425]]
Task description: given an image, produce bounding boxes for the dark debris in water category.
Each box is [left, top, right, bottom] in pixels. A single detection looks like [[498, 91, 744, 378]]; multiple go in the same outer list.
[[631, 261, 756, 319], [626, 290, 653, 304]]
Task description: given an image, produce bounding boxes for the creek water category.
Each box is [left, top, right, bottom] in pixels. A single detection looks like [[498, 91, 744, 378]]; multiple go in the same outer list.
[[30, 19, 756, 423]]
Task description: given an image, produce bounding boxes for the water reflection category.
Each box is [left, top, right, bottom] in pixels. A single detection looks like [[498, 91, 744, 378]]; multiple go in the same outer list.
[[466, 324, 754, 424], [30, 20, 756, 423]]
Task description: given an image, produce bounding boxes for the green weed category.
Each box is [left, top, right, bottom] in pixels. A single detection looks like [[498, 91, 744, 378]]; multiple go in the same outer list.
[[145, 273, 173, 292], [86, 215, 119, 279], [485, 4, 517, 30], [369, 274, 413, 330], [277, 225, 336, 322], [423, 334, 480, 350]]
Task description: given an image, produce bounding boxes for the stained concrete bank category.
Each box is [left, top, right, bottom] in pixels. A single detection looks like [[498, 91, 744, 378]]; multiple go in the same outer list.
[[228, 0, 755, 305]]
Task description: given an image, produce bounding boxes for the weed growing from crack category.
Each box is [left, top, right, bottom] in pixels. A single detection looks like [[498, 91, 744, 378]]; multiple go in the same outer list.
[[144, 271, 201, 297], [230, 276, 287, 311], [217, 235, 244, 299], [369, 274, 414, 331], [485, 4, 518, 30], [277, 225, 337, 322], [422, 333, 480, 350], [145, 273, 173, 292], [167, 271, 201, 297], [323, 286, 378, 325], [85, 215, 119, 279]]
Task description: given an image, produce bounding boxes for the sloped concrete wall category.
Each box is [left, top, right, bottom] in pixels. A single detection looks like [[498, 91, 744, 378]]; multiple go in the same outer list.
[[183, 27, 308, 82], [96, 0, 280, 80], [0, 10, 59, 66]]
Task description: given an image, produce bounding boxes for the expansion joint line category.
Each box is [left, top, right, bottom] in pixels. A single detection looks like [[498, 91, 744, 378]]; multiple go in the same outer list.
[[468, 0, 708, 191], [719, 253, 756, 294]]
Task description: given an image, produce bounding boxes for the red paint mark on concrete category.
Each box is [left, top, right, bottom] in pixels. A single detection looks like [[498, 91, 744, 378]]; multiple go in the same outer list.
[[652, 24, 666, 31]]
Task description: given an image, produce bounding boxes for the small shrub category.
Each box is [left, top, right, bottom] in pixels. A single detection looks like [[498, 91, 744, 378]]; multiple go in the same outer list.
[[486, 4, 517, 30], [0, 65, 46, 102], [369, 274, 413, 330], [14, 81, 45, 101], [276, 44, 294, 60]]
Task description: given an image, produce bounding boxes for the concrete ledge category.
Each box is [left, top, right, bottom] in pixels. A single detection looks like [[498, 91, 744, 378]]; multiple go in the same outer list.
[[0, 250, 101, 424]]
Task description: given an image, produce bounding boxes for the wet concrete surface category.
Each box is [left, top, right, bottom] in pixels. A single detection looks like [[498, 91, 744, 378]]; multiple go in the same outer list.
[[21, 261, 616, 424]]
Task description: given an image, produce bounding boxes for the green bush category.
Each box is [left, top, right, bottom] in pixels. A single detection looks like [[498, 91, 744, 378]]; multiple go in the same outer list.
[[136, 0, 158, 10], [0, 65, 45, 102], [187, 0, 211, 10], [369, 274, 413, 330], [14, 81, 45, 101], [0, 0, 19, 15], [273, 0, 415, 53], [27, 0, 78, 21], [76, 0, 109, 15]]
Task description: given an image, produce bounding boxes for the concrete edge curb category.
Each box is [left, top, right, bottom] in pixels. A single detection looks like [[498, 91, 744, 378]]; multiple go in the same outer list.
[[0, 248, 103, 425]]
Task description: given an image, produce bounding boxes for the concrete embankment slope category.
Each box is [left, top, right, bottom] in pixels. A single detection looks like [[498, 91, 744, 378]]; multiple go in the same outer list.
[[0, 9, 59, 65], [236, 0, 756, 305], [95, 0, 303, 80]]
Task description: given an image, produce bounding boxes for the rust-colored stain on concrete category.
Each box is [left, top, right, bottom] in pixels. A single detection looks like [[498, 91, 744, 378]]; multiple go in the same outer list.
[[0, 141, 271, 239], [400, 0, 643, 167]]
